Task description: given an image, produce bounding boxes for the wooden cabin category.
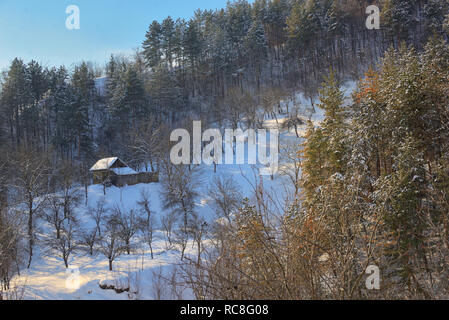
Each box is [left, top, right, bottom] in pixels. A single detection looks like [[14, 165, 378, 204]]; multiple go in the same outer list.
[[90, 157, 158, 187]]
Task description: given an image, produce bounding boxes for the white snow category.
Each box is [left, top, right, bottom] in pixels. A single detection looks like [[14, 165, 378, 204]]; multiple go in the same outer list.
[[8, 82, 356, 300], [90, 157, 119, 171], [110, 167, 138, 176]]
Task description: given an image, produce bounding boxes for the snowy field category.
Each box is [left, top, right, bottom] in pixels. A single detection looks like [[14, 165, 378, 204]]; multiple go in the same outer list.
[[13, 152, 295, 300], [9, 83, 355, 300]]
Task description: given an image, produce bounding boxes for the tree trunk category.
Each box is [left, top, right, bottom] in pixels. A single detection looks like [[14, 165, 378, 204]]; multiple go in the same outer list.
[[197, 240, 201, 264], [85, 182, 88, 205], [27, 210, 33, 269], [181, 247, 185, 261]]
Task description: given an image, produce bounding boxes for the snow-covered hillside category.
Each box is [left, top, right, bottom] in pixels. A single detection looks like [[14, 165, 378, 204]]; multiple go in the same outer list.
[[11, 126, 296, 300], [9, 83, 356, 300]]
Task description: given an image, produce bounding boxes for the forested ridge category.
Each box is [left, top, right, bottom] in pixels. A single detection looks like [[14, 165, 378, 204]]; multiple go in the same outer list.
[[1, 0, 449, 299], [1, 0, 447, 164]]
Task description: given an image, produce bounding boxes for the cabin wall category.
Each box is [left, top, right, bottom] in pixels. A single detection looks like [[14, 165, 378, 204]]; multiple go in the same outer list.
[[93, 170, 111, 185], [111, 172, 159, 187], [92, 170, 159, 187], [137, 172, 159, 184]]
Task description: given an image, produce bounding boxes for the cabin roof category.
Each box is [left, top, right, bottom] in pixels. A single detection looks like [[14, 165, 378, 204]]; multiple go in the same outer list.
[[90, 157, 120, 171], [110, 167, 138, 176]]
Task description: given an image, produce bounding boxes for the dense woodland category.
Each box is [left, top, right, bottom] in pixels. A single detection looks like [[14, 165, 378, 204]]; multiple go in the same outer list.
[[1, 0, 449, 299], [188, 40, 449, 299]]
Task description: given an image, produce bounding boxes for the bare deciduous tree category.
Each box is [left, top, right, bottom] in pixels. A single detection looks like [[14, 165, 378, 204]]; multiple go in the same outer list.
[[98, 213, 126, 271], [190, 216, 208, 265], [81, 228, 97, 256], [90, 197, 107, 238], [57, 162, 82, 221], [161, 212, 176, 250], [113, 205, 141, 255], [137, 190, 156, 259], [208, 176, 242, 223], [10, 148, 49, 268], [45, 195, 65, 240], [130, 119, 163, 172], [0, 208, 22, 292], [47, 216, 79, 268], [160, 164, 200, 260], [279, 141, 302, 195]]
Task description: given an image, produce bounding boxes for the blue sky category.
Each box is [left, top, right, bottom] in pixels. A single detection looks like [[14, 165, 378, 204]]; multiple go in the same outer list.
[[0, 0, 235, 71]]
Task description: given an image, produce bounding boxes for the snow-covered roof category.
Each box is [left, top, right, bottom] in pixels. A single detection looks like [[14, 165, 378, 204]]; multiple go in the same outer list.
[[90, 157, 139, 176], [90, 157, 118, 171], [110, 167, 138, 176]]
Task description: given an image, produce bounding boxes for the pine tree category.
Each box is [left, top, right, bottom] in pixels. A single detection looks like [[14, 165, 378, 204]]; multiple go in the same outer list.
[[23, 60, 48, 146], [244, 19, 268, 89], [300, 121, 327, 206], [264, 0, 289, 50], [423, 0, 448, 36], [318, 71, 347, 175], [183, 19, 203, 97], [352, 67, 391, 177], [391, 0, 415, 41], [71, 62, 95, 160], [286, 0, 321, 55], [226, 0, 252, 49], [143, 21, 163, 69], [161, 16, 176, 68], [47, 66, 78, 158], [381, 0, 396, 40], [444, 13, 449, 34], [173, 18, 187, 69], [110, 65, 147, 130], [378, 135, 429, 295], [147, 65, 185, 122], [0, 58, 29, 145]]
